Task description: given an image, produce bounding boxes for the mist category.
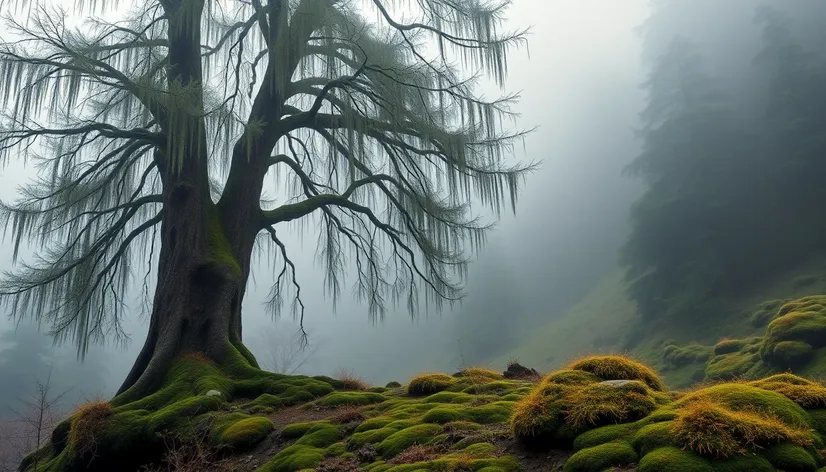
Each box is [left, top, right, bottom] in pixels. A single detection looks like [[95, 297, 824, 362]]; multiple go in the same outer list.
[[1, 0, 820, 421], [0, 1, 651, 416]]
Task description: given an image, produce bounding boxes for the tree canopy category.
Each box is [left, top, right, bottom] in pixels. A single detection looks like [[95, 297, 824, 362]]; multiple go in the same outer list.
[[0, 0, 533, 358]]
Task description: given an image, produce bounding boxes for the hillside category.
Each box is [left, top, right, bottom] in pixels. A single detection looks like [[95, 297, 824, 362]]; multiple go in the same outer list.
[[499, 256, 826, 388], [20, 349, 826, 472]]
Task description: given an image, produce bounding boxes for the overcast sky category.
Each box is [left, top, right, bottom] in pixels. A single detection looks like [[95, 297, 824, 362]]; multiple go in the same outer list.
[[0, 0, 650, 406]]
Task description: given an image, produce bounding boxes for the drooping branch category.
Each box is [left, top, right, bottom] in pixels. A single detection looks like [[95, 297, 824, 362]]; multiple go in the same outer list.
[[0, 0, 532, 355]]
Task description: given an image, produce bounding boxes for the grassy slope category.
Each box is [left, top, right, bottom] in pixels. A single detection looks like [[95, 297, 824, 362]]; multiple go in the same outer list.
[[32, 355, 826, 472], [493, 271, 640, 373], [498, 255, 826, 388]]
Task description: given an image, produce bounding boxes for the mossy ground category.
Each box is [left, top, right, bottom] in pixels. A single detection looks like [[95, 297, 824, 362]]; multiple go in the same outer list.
[[511, 355, 826, 471], [21, 345, 826, 471], [650, 296, 826, 387]]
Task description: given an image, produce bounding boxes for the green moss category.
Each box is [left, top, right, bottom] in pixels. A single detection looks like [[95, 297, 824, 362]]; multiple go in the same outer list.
[[147, 395, 224, 433], [676, 383, 811, 427], [714, 339, 747, 355], [512, 371, 659, 448], [421, 391, 475, 404], [748, 374, 826, 408], [256, 444, 325, 472], [282, 421, 320, 439], [219, 417, 274, 449], [386, 381, 402, 388], [761, 442, 819, 472], [463, 381, 519, 395], [542, 370, 599, 386], [799, 348, 826, 378], [762, 302, 826, 361], [316, 391, 386, 407], [354, 417, 395, 433], [444, 421, 482, 432], [377, 455, 520, 472], [713, 454, 775, 472], [568, 355, 665, 391], [773, 341, 815, 366], [453, 368, 504, 382], [705, 352, 760, 381], [453, 431, 498, 449], [662, 344, 713, 367], [421, 406, 467, 424], [563, 441, 637, 472], [462, 442, 498, 455], [206, 203, 242, 276], [466, 402, 514, 424], [295, 423, 341, 448], [573, 423, 638, 450], [751, 300, 787, 328], [632, 421, 676, 456], [808, 409, 826, 436], [376, 424, 443, 458], [349, 427, 399, 449], [638, 447, 713, 472], [407, 374, 455, 396]]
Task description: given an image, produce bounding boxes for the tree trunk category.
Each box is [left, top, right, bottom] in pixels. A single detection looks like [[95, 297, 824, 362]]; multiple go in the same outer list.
[[115, 170, 258, 400]]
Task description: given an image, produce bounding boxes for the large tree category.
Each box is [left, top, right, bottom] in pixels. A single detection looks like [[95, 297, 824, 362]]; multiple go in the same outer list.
[[0, 0, 532, 401]]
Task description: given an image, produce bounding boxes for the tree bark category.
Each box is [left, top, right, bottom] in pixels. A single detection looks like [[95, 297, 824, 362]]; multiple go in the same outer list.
[[116, 181, 253, 399]]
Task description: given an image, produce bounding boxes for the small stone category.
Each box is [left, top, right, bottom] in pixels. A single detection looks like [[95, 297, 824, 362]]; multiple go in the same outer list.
[[597, 380, 636, 387], [356, 444, 378, 463], [205, 389, 223, 397]]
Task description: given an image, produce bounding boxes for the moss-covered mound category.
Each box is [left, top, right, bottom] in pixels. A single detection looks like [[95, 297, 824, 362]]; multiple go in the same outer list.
[[21, 344, 826, 472], [22, 350, 535, 472], [659, 296, 826, 385], [21, 344, 345, 472], [511, 355, 665, 448], [512, 356, 826, 472], [568, 355, 665, 391]]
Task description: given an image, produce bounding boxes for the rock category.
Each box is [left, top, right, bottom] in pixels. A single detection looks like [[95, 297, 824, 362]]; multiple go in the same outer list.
[[205, 389, 223, 397], [503, 362, 540, 379], [338, 421, 360, 437], [355, 444, 378, 463], [597, 380, 636, 387]]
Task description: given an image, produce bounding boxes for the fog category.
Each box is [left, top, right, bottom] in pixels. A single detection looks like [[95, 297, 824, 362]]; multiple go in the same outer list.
[[0, 0, 655, 417]]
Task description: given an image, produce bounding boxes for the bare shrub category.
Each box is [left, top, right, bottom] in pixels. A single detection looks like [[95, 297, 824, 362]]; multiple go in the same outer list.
[[141, 430, 230, 472], [1, 369, 68, 472], [334, 369, 369, 391]]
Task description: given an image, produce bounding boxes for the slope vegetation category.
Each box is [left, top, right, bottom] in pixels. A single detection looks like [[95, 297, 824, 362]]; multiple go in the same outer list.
[[20, 349, 826, 472], [501, 258, 826, 388]]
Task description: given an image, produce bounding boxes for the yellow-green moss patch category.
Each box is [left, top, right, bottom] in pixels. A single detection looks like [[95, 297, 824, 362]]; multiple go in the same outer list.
[[638, 446, 713, 472], [568, 355, 665, 391], [219, 416, 274, 449], [563, 441, 637, 472], [407, 374, 455, 396], [377, 424, 444, 458]]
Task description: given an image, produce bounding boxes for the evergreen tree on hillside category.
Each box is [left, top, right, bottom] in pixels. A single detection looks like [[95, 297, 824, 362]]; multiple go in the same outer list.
[[624, 5, 826, 322], [0, 0, 532, 403], [749, 5, 826, 264], [623, 38, 747, 320]]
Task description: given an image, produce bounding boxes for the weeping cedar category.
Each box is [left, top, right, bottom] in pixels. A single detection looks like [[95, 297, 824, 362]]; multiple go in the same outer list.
[[0, 0, 532, 401]]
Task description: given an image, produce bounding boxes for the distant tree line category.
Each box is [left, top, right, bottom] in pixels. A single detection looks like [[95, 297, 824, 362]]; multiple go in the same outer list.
[[623, 3, 826, 320]]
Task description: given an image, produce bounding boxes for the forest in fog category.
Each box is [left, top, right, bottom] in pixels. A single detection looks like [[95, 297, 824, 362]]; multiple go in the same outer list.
[[2, 0, 826, 426]]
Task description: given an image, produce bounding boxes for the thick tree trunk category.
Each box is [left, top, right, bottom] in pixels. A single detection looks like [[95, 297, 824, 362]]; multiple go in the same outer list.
[[115, 153, 261, 400], [116, 188, 251, 399], [115, 0, 272, 401]]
